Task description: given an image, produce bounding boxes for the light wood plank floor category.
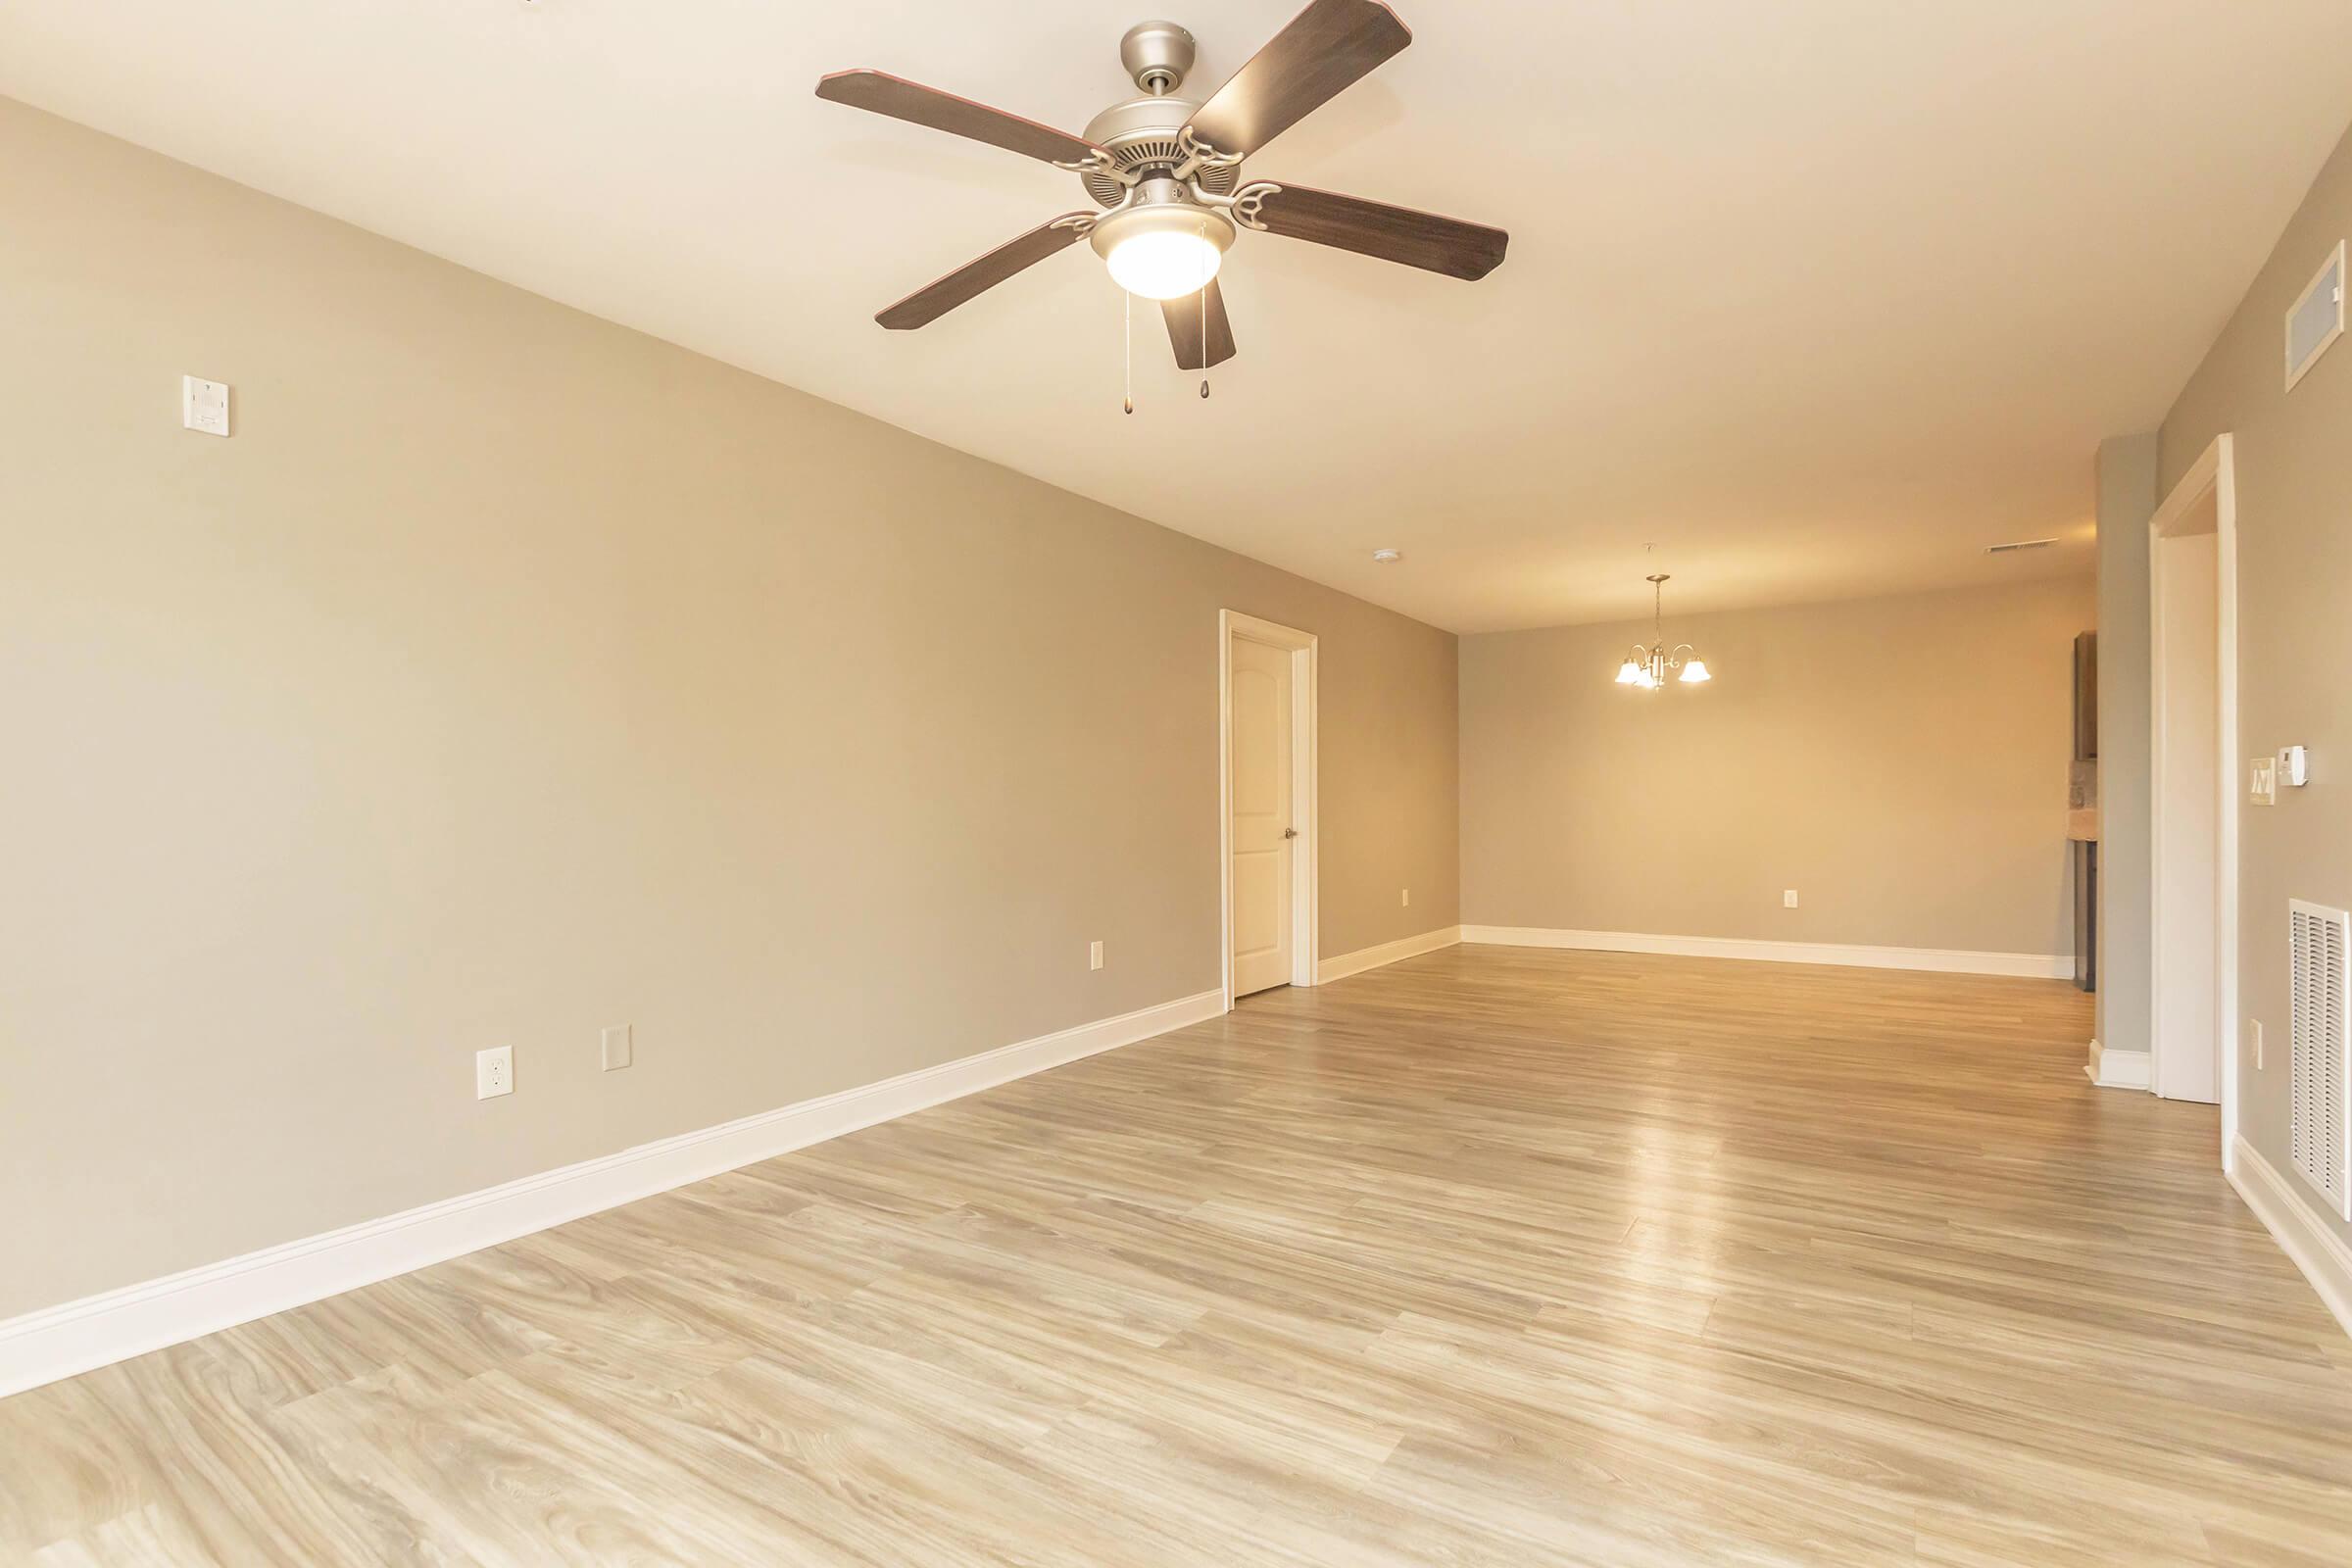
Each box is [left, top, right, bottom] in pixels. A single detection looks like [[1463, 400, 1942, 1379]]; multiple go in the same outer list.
[[6, 948, 2350, 1566]]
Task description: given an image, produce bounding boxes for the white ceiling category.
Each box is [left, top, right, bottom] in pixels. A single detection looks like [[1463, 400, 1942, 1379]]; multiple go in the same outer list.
[[6, 2, 2350, 631]]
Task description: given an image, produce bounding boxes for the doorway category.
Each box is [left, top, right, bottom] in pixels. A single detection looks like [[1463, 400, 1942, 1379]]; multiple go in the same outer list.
[[2147, 435, 2237, 1138], [1220, 611, 1317, 1006]]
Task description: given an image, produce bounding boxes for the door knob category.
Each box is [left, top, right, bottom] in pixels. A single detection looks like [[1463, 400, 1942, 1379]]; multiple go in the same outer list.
[[1282, 827, 1299, 839]]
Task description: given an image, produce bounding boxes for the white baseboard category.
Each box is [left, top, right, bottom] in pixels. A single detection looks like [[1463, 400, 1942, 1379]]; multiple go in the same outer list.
[[1459, 925, 2073, 980], [1316, 925, 1462, 985], [0, 987, 1225, 1399], [2084, 1038, 2152, 1091], [2229, 1135, 2352, 1341]]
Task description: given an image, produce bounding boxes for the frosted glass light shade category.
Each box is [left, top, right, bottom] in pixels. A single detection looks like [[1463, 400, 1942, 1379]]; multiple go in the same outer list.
[[1615, 660, 1642, 685], [1679, 659, 1711, 683], [1105, 231, 1222, 300]]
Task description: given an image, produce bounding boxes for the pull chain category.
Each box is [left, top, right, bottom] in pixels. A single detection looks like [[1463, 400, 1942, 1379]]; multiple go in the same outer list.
[[1198, 220, 1211, 399], [1122, 288, 1134, 415]]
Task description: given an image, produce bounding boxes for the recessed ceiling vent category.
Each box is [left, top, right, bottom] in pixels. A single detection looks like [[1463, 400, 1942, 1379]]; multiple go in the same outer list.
[[1984, 538, 2057, 556], [2285, 240, 2345, 392], [2290, 899, 2352, 1220]]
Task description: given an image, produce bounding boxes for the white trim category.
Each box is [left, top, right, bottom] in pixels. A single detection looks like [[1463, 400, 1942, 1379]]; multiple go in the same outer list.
[[2230, 1135, 2352, 1341], [1219, 610, 1318, 1009], [2146, 434, 2237, 1147], [1459, 925, 2072, 980], [0, 987, 1225, 1399], [1316, 925, 1463, 985], [2283, 238, 2346, 393], [2085, 1038, 2153, 1091]]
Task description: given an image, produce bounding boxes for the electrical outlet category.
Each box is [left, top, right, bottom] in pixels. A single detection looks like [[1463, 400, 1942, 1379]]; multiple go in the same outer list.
[[181, 375, 229, 436], [1401, 888, 1410, 907], [2249, 1018, 2264, 1070], [1089, 940, 1104, 971], [601, 1024, 632, 1072], [1784, 889, 1799, 908], [475, 1045, 513, 1100]]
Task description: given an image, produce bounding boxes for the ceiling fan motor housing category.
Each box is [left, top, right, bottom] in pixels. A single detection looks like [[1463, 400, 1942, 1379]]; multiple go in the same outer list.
[[1082, 22, 1240, 208]]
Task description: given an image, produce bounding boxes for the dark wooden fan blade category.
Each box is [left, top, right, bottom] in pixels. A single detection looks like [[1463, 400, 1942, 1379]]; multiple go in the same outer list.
[[1182, 0, 1411, 161], [1161, 281, 1238, 369], [876, 216, 1095, 329], [1245, 181, 1507, 280], [815, 70, 1107, 169]]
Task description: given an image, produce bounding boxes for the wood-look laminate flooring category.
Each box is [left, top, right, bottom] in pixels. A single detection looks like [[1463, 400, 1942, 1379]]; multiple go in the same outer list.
[[6, 947, 2350, 1566]]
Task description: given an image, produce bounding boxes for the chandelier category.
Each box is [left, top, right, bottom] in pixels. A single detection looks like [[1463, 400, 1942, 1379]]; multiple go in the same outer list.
[[1615, 573, 1712, 690]]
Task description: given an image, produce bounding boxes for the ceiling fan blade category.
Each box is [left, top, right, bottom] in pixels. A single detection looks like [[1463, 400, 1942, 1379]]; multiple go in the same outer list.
[[815, 70, 1108, 170], [1162, 281, 1238, 369], [1242, 181, 1507, 280], [1182, 0, 1412, 161], [876, 215, 1095, 329]]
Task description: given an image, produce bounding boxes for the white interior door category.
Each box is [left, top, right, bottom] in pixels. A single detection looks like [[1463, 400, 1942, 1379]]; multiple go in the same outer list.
[[1229, 634, 1294, 997]]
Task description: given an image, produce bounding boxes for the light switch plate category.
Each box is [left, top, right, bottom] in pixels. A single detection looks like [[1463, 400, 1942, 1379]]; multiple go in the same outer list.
[[1784, 889, 1799, 908], [182, 375, 229, 436], [1089, 940, 1104, 971], [2251, 756, 2278, 806], [601, 1024, 632, 1071]]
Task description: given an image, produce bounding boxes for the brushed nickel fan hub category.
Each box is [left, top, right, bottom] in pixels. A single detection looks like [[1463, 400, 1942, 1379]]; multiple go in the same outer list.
[[1080, 23, 1241, 208], [1081, 92, 1199, 151], [1079, 94, 1242, 208]]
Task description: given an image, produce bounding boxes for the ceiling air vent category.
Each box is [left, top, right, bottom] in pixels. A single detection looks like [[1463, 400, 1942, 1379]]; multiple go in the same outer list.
[[1984, 539, 2057, 556], [2289, 899, 2352, 1220], [2285, 240, 2345, 392]]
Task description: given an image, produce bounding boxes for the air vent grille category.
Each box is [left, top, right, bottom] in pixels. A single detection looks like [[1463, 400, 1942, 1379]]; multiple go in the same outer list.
[[2289, 899, 2352, 1220], [2285, 240, 2345, 392], [1984, 539, 2057, 556]]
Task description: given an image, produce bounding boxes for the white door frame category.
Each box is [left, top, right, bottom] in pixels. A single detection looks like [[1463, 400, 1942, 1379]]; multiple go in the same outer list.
[[2147, 432, 2238, 1161], [1219, 610, 1318, 1010]]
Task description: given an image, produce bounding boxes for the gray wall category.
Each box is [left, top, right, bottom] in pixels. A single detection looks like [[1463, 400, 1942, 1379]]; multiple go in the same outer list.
[[2159, 116, 2352, 1253], [0, 99, 1461, 1317], [1460, 577, 2093, 956], [2093, 434, 2159, 1056]]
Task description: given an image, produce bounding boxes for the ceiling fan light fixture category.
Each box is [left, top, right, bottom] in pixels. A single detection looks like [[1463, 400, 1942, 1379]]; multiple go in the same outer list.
[[1089, 197, 1234, 301], [817, 2, 1510, 350], [1105, 230, 1224, 300]]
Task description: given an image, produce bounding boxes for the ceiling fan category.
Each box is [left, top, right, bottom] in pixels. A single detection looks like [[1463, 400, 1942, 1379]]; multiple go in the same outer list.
[[813, 1, 1509, 370]]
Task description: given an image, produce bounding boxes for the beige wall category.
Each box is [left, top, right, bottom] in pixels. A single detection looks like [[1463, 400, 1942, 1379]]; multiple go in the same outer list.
[[2160, 118, 2352, 1250], [0, 99, 1459, 1318], [1461, 577, 2093, 956]]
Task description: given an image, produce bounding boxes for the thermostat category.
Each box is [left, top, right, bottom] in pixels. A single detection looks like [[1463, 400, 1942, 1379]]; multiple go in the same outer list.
[[2279, 745, 2310, 787]]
